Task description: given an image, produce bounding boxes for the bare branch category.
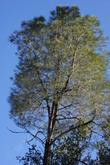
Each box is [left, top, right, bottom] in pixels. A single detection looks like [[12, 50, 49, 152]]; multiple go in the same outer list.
[[24, 128, 45, 145], [7, 127, 26, 134], [58, 104, 72, 111], [51, 116, 95, 145], [27, 135, 45, 146], [56, 116, 80, 121]]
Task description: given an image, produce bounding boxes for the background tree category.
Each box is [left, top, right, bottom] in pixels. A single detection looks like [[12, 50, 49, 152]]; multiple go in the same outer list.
[[82, 142, 110, 165], [18, 125, 90, 165], [97, 143, 110, 165], [17, 145, 42, 165], [9, 6, 110, 164]]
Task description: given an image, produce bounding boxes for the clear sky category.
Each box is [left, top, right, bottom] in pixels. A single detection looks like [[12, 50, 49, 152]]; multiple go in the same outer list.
[[0, 0, 110, 164]]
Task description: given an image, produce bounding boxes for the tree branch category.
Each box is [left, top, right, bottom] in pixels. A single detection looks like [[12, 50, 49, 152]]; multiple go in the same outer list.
[[7, 127, 26, 134], [56, 116, 80, 121], [51, 116, 95, 145], [58, 104, 72, 111]]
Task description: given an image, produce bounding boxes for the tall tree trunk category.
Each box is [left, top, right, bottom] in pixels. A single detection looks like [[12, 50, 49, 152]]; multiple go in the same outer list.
[[43, 111, 52, 165], [43, 101, 58, 165], [43, 140, 51, 165]]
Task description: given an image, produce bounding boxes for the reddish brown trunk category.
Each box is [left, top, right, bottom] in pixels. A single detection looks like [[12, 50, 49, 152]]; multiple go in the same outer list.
[[43, 101, 58, 165]]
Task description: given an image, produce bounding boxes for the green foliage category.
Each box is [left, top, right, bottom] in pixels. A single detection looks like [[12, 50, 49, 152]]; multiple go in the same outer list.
[[9, 5, 110, 164], [51, 126, 89, 165], [50, 6, 80, 21], [17, 145, 42, 165], [18, 126, 89, 165]]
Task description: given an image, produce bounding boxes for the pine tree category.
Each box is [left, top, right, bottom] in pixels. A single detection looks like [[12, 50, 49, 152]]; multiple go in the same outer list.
[[9, 6, 110, 164]]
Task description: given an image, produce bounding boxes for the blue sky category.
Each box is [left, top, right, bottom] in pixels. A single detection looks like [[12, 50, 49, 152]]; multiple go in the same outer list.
[[0, 0, 110, 164]]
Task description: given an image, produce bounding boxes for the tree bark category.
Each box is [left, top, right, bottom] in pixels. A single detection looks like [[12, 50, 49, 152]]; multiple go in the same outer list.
[[43, 101, 58, 165], [43, 108, 52, 165], [43, 140, 51, 165]]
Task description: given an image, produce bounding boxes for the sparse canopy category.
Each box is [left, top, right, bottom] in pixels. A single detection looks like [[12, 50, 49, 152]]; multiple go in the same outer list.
[[9, 6, 110, 165]]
